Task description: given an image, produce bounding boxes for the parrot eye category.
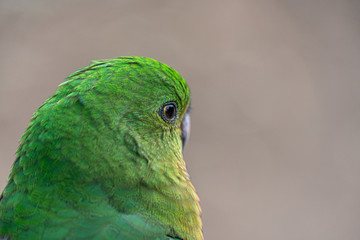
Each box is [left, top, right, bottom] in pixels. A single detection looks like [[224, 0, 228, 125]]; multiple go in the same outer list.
[[160, 102, 177, 122]]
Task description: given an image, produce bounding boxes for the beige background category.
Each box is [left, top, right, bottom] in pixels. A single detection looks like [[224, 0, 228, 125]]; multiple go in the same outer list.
[[1, 1, 360, 239]]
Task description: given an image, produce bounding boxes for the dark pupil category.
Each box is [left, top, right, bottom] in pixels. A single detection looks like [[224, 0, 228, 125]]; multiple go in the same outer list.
[[164, 105, 175, 120]]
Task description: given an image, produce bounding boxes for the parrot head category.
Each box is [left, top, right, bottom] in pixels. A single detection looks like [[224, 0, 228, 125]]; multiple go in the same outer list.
[[0, 57, 202, 240]]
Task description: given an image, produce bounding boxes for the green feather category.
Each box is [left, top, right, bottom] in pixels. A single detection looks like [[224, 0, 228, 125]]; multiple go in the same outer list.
[[0, 57, 202, 240]]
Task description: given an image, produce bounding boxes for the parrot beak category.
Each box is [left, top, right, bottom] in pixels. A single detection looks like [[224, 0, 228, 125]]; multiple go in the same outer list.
[[181, 112, 191, 150]]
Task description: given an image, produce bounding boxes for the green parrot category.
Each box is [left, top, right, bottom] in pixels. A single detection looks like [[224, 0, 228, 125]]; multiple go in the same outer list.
[[0, 57, 202, 240]]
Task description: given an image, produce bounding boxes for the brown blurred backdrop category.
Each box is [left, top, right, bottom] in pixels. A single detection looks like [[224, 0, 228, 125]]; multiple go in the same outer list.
[[1, 0, 360, 239]]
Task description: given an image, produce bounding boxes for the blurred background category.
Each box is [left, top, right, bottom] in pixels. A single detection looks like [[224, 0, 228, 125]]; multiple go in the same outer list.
[[1, 0, 360, 239]]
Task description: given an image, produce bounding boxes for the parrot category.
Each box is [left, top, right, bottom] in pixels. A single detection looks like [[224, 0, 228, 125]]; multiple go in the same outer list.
[[0, 57, 202, 240]]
